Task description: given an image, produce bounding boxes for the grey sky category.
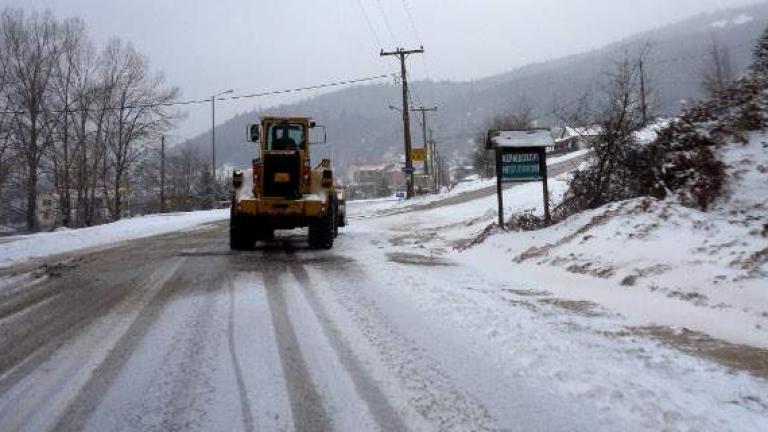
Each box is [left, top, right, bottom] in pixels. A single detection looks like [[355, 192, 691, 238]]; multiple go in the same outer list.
[[0, 0, 762, 141]]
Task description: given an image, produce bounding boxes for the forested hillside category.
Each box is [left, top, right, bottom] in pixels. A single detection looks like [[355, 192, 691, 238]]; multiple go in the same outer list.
[[179, 3, 768, 174]]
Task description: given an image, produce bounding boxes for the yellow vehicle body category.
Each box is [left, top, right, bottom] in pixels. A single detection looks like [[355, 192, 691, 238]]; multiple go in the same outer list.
[[230, 116, 342, 249]]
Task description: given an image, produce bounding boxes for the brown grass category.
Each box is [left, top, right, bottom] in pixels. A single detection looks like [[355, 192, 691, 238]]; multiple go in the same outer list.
[[634, 325, 768, 380]]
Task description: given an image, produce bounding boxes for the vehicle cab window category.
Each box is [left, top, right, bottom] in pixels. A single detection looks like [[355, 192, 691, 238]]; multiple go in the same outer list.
[[267, 123, 305, 151]]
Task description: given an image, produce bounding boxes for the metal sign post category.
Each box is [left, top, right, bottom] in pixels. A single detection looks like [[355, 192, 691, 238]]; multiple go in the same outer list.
[[539, 148, 552, 224], [488, 129, 554, 228], [495, 148, 504, 226]]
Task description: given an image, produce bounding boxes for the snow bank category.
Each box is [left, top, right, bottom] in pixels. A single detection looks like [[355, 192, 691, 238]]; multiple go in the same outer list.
[[0, 209, 229, 268], [712, 13, 754, 28], [345, 142, 768, 428], [348, 149, 587, 215], [353, 134, 767, 349], [460, 133, 768, 348]]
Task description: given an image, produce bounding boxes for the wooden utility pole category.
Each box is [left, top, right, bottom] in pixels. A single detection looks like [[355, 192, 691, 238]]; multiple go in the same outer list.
[[639, 59, 648, 126], [381, 46, 424, 199], [429, 128, 438, 189], [160, 135, 166, 213], [411, 106, 437, 177]]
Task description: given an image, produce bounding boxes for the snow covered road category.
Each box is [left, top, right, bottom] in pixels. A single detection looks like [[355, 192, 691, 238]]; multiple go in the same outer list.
[[0, 223, 591, 431], [0, 177, 767, 431]]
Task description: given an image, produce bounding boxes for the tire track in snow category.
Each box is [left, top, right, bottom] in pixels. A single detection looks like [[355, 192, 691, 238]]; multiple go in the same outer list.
[[226, 276, 256, 432], [285, 256, 407, 431], [303, 261, 498, 431], [263, 270, 333, 431], [50, 256, 195, 432], [0, 256, 187, 432]]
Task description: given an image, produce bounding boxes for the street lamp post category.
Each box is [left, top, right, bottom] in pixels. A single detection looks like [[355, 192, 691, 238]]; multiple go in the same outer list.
[[211, 89, 234, 179]]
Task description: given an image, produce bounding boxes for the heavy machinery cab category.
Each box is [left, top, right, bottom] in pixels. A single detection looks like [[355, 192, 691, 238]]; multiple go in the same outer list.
[[248, 117, 319, 199]]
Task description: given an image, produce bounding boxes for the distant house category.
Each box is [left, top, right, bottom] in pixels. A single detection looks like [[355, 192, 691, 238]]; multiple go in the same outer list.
[[348, 163, 406, 199], [554, 126, 604, 152], [36, 190, 114, 228], [36, 193, 58, 227]]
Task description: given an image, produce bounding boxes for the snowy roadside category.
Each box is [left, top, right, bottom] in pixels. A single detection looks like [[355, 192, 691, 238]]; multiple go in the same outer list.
[[344, 173, 768, 430], [350, 136, 768, 354], [347, 149, 587, 215], [0, 209, 228, 269], [462, 134, 768, 350]]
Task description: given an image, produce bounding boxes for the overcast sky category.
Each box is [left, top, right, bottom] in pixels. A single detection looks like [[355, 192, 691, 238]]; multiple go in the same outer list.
[[0, 0, 762, 140]]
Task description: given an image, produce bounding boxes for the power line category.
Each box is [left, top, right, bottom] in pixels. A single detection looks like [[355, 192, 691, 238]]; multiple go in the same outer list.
[[0, 73, 396, 116], [355, 0, 383, 49], [398, 0, 434, 100], [400, 0, 423, 46], [375, 0, 399, 46], [406, 70, 423, 108]]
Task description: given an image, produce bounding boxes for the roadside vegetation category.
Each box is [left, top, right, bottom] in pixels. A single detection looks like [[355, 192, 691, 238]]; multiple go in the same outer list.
[[0, 8, 227, 233], [493, 25, 768, 230]]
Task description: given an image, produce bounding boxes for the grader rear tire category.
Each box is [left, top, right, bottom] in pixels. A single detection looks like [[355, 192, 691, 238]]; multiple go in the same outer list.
[[308, 200, 336, 249], [230, 211, 254, 251], [254, 223, 274, 242]]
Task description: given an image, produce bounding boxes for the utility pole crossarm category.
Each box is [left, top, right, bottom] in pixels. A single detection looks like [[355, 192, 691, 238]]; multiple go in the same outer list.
[[379, 47, 425, 57]]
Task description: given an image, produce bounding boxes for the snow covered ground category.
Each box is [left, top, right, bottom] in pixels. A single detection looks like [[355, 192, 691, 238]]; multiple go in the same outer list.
[[348, 149, 587, 216], [349, 135, 768, 350], [0, 210, 228, 269], [468, 134, 768, 348], [339, 136, 768, 429], [343, 178, 768, 430], [1, 145, 766, 430]]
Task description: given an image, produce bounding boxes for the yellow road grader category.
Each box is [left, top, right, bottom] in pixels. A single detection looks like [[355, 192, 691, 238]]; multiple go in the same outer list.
[[230, 116, 344, 250]]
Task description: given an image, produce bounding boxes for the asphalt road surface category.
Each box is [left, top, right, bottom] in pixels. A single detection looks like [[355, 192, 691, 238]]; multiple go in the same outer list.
[[0, 153, 608, 431], [0, 215, 599, 431]]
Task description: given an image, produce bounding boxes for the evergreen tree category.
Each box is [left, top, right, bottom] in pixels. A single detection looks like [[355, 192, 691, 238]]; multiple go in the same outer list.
[[195, 169, 215, 210], [749, 25, 768, 79]]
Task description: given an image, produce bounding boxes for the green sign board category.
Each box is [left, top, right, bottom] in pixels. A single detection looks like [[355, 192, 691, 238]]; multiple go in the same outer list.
[[488, 129, 552, 226], [499, 148, 543, 182]]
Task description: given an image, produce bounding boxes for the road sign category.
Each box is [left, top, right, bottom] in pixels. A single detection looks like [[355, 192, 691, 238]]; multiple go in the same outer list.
[[500, 148, 543, 182], [401, 166, 415, 174], [411, 148, 427, 162], [488, 129, 554, 227]]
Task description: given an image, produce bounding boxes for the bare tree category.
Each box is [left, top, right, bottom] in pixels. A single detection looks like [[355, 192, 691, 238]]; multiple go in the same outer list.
[[0, 28, 13, 225], [0, 9, 62, 231], [45, 18, 90, 227], [98, 39, 179, 220], [702, 34, 733, 99], [0, 7, 185, 230], [562, 47, 654, 213], [471, 97, 536, 178], [552, 91, 593, 130], [68, 31, 99, 226]]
